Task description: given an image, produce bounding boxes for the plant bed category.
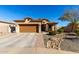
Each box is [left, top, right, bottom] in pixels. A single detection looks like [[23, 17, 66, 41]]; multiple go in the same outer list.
[[74, 29, 79, 36], [48, 31, 57, 35], [57, 27, 64, 34]]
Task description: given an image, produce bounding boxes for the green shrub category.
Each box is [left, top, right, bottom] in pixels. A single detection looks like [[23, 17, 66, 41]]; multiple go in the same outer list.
[[48, 31, 56, 35], [74, 29, 79, 36], [57, 27, 64, 33]]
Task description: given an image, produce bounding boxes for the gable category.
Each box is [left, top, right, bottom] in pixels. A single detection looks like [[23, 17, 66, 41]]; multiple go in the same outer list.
[[24, 18, 31, 23], [42, 20, 48, 24]]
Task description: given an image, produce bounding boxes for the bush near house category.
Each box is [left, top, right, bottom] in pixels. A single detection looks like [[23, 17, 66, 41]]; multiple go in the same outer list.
[[74, 29, 79, 36], [57, 27, 64, 33], [48, 31, 56, 35]]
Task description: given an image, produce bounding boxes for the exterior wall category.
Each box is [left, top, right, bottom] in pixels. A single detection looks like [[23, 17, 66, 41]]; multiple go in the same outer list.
[[0, 22, 16, 34], [52, 26, 55, 31], [29, 22, 41, 24], [0, 23, 10, 33], [64, 26, 72, 32], [16, 25, 19, 33], [16, 22, 41, 24], [54, 25, 57, 31], [38, 24, 41, 33], [46, 24, 48, 31]]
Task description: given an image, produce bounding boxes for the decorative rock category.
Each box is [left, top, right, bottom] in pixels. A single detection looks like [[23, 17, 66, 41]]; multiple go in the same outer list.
[[46, 34, 64, 50], [47, 38, 52, 48]]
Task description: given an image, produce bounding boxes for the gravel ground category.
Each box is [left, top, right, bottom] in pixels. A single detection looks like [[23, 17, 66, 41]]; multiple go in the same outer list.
[[43, 33, 79, 53], [60, 33, 79, 53], [43, 34, 64, 48], [61, 38, 79, 53]]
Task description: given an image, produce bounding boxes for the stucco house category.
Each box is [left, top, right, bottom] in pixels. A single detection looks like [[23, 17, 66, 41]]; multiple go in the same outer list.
[[0, 17, 58, 34], [64, 23, 79, 32], [14, 17, 57, 33], [0, 21, 16, 35]]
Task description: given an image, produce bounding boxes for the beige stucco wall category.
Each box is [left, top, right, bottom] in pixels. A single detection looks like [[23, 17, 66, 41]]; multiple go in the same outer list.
[[0, 22, 16, 34], [0, 23, 10, 33], [16, 25, 19, 33]]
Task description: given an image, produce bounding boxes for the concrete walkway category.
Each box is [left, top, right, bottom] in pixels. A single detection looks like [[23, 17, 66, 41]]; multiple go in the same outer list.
[[0, 48, 76, 54]]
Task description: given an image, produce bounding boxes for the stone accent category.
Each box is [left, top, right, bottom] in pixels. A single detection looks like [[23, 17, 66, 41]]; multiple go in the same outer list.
[[46, 24, 48, 31], [47, 33, 64, 50]]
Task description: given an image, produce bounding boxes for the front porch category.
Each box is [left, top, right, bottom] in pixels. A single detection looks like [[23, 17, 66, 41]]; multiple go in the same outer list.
[[41, 23, 57, 32]]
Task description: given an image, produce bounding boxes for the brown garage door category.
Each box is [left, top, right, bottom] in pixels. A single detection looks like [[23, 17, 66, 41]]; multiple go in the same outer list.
[[19, 24, 38, 32]]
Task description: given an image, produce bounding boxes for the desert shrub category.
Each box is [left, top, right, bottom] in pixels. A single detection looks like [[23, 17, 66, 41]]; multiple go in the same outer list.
[[57, 27, 64, 33], [48, 31, 56, 35], [74, 29, 79, 36]]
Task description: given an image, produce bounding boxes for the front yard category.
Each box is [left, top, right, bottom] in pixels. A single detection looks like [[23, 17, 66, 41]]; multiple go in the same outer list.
[[43, 32, 79, 53]]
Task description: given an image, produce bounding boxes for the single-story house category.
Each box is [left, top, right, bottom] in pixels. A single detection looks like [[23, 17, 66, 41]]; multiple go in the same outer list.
[[64, 23, 79, 32], [0, 21, 16, 34], [14, 17, 57, 33]]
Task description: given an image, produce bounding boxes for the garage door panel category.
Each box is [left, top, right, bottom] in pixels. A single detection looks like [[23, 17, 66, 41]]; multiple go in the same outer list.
[[19, 25, 37, 32]]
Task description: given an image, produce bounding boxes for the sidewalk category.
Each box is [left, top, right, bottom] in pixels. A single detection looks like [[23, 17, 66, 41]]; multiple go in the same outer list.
[[0, 48, 76, 54]]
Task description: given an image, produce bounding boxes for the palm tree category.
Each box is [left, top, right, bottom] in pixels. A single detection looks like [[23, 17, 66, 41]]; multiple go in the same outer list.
[[59, 8, 79, 32]]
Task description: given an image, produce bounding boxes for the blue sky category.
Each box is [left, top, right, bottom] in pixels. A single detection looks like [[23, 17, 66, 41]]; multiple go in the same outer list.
[[0, 5, 78, 26]]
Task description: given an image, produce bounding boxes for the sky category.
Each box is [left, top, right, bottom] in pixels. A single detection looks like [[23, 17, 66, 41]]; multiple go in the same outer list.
[[0, 5, 79, 26]]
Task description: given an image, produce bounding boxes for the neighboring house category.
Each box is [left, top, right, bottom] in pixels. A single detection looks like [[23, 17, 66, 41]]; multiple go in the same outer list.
[[0, 21, 16, 33], [14, 17, 57, 33], [64, 23, 79, 32]]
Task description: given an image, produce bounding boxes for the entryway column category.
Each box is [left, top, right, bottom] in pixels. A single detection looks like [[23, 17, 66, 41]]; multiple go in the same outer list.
[[39, 24, 41, 33], [16, 25, 19, 33], [52, 25, 56, 31], [46, 24, 48, 31], [8, 25, 11, 33], [52, 26, 54, 31], [54, 25, 56, 31]]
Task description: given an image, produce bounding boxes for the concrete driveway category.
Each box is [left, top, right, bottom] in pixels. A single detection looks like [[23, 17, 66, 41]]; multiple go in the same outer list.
[[0, 33, 44, 48], [0, 33, 45, 53]]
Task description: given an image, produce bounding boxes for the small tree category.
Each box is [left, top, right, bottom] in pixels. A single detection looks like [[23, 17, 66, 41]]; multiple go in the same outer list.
[[57, 27, 64, 33], [59, 8, 79, 32]]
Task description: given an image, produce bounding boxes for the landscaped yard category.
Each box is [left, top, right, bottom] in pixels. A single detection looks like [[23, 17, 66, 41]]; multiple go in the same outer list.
[[44, 32, 79, 53]]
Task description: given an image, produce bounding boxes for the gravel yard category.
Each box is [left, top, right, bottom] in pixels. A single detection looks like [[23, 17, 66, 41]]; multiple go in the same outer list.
[[61, 36, 79, 53], [43, 33, 79, 53]]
